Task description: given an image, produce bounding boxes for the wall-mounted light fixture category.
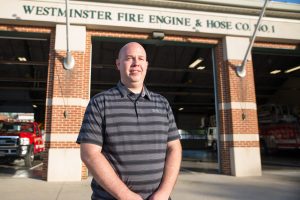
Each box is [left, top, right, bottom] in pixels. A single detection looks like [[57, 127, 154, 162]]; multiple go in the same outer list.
[[63, 51, 75, 70], [236, 0, 269, 77], [63, 0, 75, 70], [152, 31, 165, 40]]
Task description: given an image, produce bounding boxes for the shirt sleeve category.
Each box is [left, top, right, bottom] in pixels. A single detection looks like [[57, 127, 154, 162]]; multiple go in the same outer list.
[[166, 100, 180, 142], [76, 97, 104, 146]]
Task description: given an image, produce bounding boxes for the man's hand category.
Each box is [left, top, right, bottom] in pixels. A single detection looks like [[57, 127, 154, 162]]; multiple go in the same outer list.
[[120, 190, 143, 200], [149, 139, 181, 200], [148, 190, 169, 200], [80, 143, 142, 200]]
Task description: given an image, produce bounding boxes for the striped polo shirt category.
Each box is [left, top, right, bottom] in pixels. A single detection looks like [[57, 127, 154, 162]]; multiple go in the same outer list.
[[76, 82, 180, 200]]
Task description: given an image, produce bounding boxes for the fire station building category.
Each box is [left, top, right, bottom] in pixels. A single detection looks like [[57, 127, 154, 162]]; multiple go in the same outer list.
[[0, 0, 299, 181]]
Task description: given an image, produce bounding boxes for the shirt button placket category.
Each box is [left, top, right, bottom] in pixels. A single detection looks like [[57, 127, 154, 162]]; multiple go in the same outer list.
[[135, 101, 139, 118]]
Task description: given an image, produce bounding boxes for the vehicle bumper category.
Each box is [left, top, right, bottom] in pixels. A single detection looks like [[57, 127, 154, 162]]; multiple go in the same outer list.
[[0, 145, 29, 158]]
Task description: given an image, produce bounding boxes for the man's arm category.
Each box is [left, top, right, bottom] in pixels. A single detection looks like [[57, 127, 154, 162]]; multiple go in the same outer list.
[[149, 139, 182, 200], [80, 143, 143, 200]]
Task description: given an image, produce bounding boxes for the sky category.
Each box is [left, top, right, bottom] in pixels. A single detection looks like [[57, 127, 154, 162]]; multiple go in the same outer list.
[[272, 0, 300, 4]]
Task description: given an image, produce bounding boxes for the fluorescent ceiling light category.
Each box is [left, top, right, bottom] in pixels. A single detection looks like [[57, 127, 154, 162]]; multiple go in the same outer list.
[[189, 58, 203, 68], [0, 36, 48, 41], [270, 69, 281, 74], [196, 66, 206, 70], [284, 65, 300, 73], [178, 107, 184, 111], [18, 57, 27, 62]]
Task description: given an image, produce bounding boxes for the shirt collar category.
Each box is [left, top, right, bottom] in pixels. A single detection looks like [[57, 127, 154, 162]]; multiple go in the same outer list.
[[117, 81, 152, 100]]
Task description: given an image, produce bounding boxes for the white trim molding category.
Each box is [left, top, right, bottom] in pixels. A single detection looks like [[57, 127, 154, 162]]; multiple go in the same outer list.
[[45, 133, 78, 142], [219, 102, 257, 110], [1, 1, 300, 42], [220, 133, 259, 142], [55, 25, 86, 52], [223, 36, 251, 61], [230, 147, 262, 177], [46, 97, 89, 107], [47, 148, 82, 181]]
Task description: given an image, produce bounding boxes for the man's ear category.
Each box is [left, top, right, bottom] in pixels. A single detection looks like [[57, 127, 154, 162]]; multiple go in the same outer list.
[[116, 59, 120, 70]]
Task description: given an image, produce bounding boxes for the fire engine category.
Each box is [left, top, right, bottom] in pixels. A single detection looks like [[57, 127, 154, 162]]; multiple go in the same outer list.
[[0, 120, 45, 167], [258, 104, 300, 154]]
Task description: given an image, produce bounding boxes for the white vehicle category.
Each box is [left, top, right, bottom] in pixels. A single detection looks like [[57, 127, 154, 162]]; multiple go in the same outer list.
[[207, 127, 218, 151]]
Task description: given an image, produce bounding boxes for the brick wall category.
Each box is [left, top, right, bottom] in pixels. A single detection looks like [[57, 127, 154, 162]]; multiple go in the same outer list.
[[216, 37, 261, 175], [42, 26, 91, 180], [215, 42, 232, 174]]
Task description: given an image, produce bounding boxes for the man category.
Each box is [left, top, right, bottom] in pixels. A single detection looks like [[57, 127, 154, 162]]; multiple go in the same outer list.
[[77, 42, 182, 200]]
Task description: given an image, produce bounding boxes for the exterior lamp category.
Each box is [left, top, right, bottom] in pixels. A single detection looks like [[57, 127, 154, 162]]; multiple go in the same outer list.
[[63, 51, 75, 70], [152, 32, 165, 40], [236, 0, 270, 77], [63, 0, 75, 70]]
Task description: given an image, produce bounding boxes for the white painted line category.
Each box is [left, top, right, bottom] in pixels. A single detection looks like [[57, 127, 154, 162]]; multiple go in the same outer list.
[[30, 162, 43, 170], [12, 170, 28, 178], [180, 168, 198, 174]]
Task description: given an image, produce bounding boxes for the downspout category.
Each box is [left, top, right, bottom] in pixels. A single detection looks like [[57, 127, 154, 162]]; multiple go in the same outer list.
[[236, 0, 270, 77]]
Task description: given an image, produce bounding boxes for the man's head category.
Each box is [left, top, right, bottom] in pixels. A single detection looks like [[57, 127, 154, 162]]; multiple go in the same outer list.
[[116, 42, 148, 92]]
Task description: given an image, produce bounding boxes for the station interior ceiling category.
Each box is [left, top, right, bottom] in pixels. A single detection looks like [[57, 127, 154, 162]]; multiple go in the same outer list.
[[0, 34, 300, 128]]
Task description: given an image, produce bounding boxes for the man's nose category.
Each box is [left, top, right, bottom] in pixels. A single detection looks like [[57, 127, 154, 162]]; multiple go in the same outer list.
[[132, 57, 139, 65]]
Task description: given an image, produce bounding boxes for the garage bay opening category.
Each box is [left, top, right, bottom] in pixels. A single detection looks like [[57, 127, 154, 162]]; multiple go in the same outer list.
[[91, 38, 219, 173]]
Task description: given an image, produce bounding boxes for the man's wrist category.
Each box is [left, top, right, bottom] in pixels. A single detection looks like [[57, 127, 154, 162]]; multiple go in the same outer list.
[[117, 187, 141, 200], [116, 186, 130, 199], [149, 189, 170, 200]]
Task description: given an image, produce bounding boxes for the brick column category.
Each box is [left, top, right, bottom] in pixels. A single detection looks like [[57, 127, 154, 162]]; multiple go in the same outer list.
[[216, 36, 262, 176], [42, 25, 90, 181]]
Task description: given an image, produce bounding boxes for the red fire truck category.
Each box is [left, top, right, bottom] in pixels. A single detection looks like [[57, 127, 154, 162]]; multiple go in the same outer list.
[[0, 120, 45, 167], [258, 104, 300, 154]]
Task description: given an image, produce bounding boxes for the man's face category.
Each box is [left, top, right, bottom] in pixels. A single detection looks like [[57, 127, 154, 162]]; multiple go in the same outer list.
[[116, 43, 148, 88]]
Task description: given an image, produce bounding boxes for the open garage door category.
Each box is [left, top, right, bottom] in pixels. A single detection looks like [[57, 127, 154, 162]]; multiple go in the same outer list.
[[0, 32, 50, 178], [91, 38, 218, 173], [253, 47, 300, 167]]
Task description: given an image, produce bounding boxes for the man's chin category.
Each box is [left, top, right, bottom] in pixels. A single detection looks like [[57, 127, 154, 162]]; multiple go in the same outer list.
[[129, 77, 142, 82]]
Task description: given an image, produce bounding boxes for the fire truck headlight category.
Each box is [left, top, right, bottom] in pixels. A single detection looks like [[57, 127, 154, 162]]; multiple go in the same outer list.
[[20, 138, 30, 145], [21, 146, 28, 155]]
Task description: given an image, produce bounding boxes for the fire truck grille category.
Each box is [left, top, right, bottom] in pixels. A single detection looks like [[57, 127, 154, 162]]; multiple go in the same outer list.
[[0, 137, 18, 146]]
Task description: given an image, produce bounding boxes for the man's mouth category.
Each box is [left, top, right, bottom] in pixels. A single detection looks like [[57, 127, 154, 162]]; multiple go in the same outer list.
[[130, 70, 141, 74]]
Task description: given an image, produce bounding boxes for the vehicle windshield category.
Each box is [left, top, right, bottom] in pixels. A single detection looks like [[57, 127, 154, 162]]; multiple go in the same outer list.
[[178, 129, 207, 139], [0, 122, 34, 133]]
